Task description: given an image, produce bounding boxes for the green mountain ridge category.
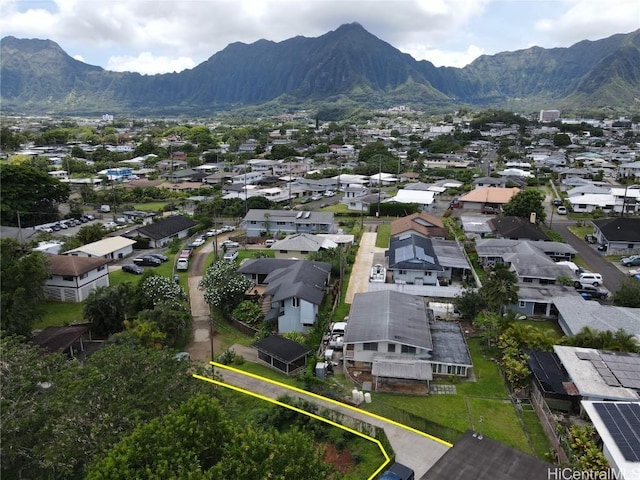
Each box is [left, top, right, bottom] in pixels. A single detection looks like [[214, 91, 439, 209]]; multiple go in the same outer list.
[[1, 23, 639, 115]]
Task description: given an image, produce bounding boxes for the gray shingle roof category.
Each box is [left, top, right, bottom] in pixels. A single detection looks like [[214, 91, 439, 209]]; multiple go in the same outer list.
[[243, 209, 334, 225], [344, 291, 433, 351], [134, 215, 196, 240], [260, 260, 331, 305]]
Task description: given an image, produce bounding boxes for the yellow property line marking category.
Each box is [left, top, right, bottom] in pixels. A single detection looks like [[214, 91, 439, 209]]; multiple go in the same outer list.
[[207, 361, 452, 447], [193, 373, 391, 480]]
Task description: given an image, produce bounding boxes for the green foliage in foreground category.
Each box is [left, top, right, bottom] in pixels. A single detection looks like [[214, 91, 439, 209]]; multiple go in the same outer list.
[[87, 395, 335, 480]]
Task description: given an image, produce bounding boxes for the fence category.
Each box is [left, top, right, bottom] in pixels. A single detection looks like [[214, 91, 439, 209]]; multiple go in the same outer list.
[[530, 383, 569, 463]]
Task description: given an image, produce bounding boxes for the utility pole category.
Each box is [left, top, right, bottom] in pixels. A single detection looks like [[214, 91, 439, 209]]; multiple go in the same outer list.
[[376, 154, 382, 218]]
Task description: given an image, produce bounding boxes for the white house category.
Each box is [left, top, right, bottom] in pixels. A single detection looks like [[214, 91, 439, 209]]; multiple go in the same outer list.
[[65, 236, 136, 260], [44, 255, 110, 302]]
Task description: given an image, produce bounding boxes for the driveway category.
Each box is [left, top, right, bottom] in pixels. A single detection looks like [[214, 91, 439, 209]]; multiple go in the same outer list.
[[207, 364, 450, 478], [345, 227, 386, 304], [185, 234, 231, 362]]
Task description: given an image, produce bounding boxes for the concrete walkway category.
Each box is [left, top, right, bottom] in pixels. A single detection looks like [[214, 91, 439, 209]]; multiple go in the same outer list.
[[345, 229, 386, 304], [209, 365, 450, 478]]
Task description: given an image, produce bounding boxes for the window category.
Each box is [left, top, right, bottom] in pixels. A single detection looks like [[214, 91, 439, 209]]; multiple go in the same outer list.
[[363, 342, 378, 351], [523, 278, 533, 283], [97, 265, 106, 272], [399, 270, 407, 275], [401, 345, 416, 354], [281, 250, 288, 254], [276, 221, 286, 225], [301, 251, 308, 255], [79, 273, 88, 279], [292, 297, 300, 308], [519, 301, 526, 308], [62, 275, 74, 281], [387, 344, 396, 353]]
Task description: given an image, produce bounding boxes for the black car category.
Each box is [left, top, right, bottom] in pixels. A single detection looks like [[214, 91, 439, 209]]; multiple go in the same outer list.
[[132, 256, 162, 267], [148, 253, 169, 263], [584, 234, 597, 244], [122, 264, 144, 275], [575, 285, 608, 300]]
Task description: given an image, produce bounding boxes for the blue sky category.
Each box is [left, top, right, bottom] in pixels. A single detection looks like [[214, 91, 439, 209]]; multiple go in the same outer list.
[[1, 0, 638, 74]]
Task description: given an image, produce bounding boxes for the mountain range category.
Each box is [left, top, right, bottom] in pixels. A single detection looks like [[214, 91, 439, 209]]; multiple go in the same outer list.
[[1, 23, 639, 116]]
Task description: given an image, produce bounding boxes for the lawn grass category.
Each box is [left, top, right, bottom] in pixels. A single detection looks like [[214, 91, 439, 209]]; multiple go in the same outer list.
[[375, 223, 390, 248], [322, 203, 349, 213], [231, 361, 300, 387], [133, 202, 167, 212], [36, 301, 85, 329], [568, 225, 593, 239], [521, 409, 553, 458], [362, 337, 539, 456], [213, 315, 255, 349]]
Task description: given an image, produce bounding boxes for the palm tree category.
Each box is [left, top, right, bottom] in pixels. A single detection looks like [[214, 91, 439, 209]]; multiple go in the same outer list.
[[480, 264, 519, 315]]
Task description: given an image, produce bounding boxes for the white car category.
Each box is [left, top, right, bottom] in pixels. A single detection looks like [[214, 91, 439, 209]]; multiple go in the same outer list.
[[191, 237, 206, 247], [574, 272, 603, 287], [223, 249, 238, 262], [324, 190, 336, 197], [102, 221, 117, 229], [221, 225, 235, 232], [557, 206, 567, 215], [220, 240, 240, 248]]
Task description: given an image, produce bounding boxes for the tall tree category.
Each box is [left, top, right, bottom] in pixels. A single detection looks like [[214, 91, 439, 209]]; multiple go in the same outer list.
[[199, 261, 251, 315], [480, 264, 519, 315], [612, 278, 640, 308], [83, 284, 137, 337], [0, 163, 71, 226], [501, 189, 546, 224], [0, 239, 50, 335]]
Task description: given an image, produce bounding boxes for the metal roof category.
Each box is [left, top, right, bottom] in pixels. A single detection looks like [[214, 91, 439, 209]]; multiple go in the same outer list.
[[65, 235, 136, 257], [344, 291, 433, 351], [372, 357, 433, 380]]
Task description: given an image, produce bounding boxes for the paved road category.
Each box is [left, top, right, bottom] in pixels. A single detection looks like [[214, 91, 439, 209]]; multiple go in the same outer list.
[[550, 220, 626, 293], [209, 365, 450, 478]]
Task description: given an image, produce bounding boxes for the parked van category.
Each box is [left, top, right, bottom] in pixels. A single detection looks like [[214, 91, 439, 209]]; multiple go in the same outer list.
[[265, 239, 276, 247], [100, 205, 111, 213], [176, 258, 189, 271]]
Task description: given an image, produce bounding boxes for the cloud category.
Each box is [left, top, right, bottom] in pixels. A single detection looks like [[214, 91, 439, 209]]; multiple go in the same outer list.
[[535, 0, 639, 45], [407, 44, 485, 67], [1, 0, 635, 74], [106, 52, 196, 75]]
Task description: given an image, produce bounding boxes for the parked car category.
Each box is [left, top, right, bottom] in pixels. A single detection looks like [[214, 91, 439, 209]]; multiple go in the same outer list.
[[584, 234, 598, 244], [103, 221, 117, 229], [324, 190, 336, 197], [556, 206, 567, 215], [122, 264, 144, 275], [553, 198, 563, 206], [84, 214, 95, 221], [148, 253, 169, 263], [481, 205, 500, 215], [221, 225, 235, 232], [132, 256, 162, 267], [264, 239, 276, 247], [223, 249, 238, 262], [311, 195, 323, 201], [574, 272, 603, 288], [191, 237, 206, 247], [205, 229, 222, 237], [597, 243, 608, 252], [220, 240, 240, 248], [621, 255, 640, 267], [575, 285, 609, 300]]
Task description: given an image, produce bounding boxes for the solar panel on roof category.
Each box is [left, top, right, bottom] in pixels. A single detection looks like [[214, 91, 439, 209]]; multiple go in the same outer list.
[[594, 403, 640, 462]]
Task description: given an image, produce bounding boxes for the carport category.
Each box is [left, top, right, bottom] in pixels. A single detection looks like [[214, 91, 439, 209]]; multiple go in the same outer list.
[[253, 335, 311, 375]]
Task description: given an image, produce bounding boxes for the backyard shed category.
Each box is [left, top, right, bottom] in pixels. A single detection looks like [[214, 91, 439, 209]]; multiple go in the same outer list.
[[253, 335, 311, 375]]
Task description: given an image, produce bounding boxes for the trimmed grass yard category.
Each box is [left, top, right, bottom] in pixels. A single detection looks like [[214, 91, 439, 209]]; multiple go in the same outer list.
[[375, 223, 390, 248], [35, 301, 85, 329], [133, 202, 168, 212], [363, 337, 551, 458]]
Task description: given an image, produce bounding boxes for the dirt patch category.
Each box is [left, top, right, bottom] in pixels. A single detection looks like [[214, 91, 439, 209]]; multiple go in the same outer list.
[[323, 443, 355, 473]]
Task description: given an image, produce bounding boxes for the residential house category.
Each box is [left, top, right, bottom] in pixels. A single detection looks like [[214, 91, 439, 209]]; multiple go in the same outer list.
[[342, 291, 473, 393], [65, 236, 136, 260], [342, 184, 368, 201], [458, 216, 493, 239], [131, 215, 197, 248], [581, 401, 640, 480], [457, 187, 520, 211], [553, 346, 640, 402], [386, 189, 435, 209], [386, 234, 443, 285], [44, 255, 110, 302], [475, 239, 576, 266], [160, 168, 207, 183], [591, 218, 640, 253], [242, 209, 334, 238], [238, 259, 331, 334], [423, 430, 553, 480], [155, 159, 188, 171], [487, 216, 549, 241], [618, 160, 640, 178], [345, 192, 389, 213], [390, 212, 447, 240], [552, 296, 640, 340], [269, 233, 337, 259], [472, 177, 510, 189], [231, 170, 264, 185]]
